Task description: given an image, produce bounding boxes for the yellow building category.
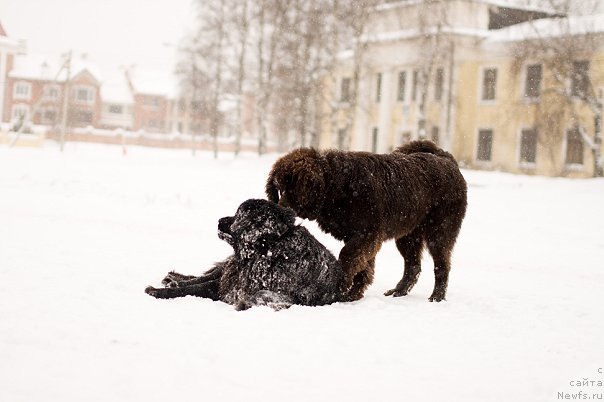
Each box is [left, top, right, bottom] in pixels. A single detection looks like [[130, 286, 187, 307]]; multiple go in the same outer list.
[[322, 0, 604, 178]]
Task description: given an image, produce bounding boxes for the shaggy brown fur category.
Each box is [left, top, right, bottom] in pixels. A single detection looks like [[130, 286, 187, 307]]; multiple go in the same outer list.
[[266, 140, 467, 302]]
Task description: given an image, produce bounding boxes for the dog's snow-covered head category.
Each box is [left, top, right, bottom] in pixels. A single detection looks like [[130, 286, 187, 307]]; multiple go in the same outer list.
[[218, 199, 296, 259]]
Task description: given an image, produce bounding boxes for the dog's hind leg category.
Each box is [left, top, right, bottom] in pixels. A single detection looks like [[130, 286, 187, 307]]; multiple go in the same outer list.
[[385, 225, 424, 297], [161, 271, 197, 287], [162, 266, 223, 288], [423, 204, 465, 302], [145, 279, 220, 300]]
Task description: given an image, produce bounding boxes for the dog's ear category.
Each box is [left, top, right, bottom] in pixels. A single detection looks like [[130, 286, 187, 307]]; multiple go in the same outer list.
[[292, 158, 325, 212], [266, 168, 280, 204]]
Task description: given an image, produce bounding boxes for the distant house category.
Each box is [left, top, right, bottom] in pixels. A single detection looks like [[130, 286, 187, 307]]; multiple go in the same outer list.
[[3, 54, 103, 128], [100, 75, 133, 130], [126, 70, 173, 133]]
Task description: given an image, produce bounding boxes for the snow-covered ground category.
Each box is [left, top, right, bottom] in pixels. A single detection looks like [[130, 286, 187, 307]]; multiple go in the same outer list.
[[1, 142, 603, 402]]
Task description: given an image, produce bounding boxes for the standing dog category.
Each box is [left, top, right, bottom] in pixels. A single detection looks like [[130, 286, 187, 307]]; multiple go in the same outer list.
[[145, 199, 344, 310], [266, 140, 467, 302]]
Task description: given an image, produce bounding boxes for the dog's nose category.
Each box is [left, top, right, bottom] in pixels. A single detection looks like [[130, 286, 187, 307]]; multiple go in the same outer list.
[[218, 216, 234, 233]]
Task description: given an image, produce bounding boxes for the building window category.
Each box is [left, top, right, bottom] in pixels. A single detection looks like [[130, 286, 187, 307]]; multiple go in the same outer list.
[[147, 119, 158, 128], [73, 86, 95, 104], [376, 73, 382, 103], [571, 60, 590, 98], [477, 129, 493, 161], [73, 110, 93, 124], [372, 127, 378, 153], [145, 96, 160, 107], [524, 64, 542, 99], [42, 108, 57, 123], [519, 128, 537, 164], [412, 70, 418, 101], [431, 126, 440, 145], [43, 85, 61, 101], [397, 71, 407, 101], [340, 77, 351, 102], [481, 68, 497, 101], [14, 82, 32, 100], [435, 68, 444, 101], [12, 104, 30, 120], [109, 104, 123, 114], [565, 127, 584, 165]]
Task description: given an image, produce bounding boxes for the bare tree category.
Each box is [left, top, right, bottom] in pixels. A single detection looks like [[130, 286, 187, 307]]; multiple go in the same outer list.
[[334, 1, 381, 151], [230, 0, 252, 156]]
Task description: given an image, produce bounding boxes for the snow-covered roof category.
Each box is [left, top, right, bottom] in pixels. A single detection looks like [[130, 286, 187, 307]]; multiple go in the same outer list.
[[8, 54, 103, 82], [362, 27, 490, 44], [487, 13, 604, 42], [101, 73, 134, 105], [128, 69, 178, 98], [377, 0, 558, 14]]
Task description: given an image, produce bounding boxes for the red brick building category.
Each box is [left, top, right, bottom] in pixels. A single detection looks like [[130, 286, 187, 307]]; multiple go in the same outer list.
[[3, 55, 103, 129]]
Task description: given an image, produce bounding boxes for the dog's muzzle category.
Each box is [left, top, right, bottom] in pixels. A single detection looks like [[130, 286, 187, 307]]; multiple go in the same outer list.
[[218, 216, 235, 245]]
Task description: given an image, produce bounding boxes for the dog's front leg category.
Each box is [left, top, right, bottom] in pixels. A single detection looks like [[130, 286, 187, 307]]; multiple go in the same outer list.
[[145, 279, 220, 300], [338, 234, 382, 300]]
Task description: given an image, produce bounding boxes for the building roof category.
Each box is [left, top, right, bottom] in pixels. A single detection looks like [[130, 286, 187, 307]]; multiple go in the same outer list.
[[8, 54, 104, 82], [378, 0, 558, 14], [362, 26, 490, 44], [127, 69, 178, 98], [487, 13, 604, 42], [101, 72, 134, 105]]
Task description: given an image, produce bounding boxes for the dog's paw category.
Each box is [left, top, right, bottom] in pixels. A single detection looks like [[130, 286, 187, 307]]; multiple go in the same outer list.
[[145, 286, 159, 297], [161, 273, 180, 288], [428, 293, 446, 302], [384, 288, 408, 297]]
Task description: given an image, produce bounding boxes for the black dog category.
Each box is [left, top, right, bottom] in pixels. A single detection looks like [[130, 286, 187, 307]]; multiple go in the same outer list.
[[145, 199, 344, 310]]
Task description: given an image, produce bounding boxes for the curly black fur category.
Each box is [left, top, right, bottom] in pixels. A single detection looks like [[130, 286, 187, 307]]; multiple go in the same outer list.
[[266, 140, 467, 302], [145, 199, 344, 310]]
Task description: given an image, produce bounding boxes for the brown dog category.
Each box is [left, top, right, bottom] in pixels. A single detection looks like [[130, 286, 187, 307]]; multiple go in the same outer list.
[[266, 140, 467, 302]]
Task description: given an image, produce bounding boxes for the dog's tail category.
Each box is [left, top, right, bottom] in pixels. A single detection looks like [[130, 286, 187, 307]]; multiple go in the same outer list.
[[394, 140, 457, 164]]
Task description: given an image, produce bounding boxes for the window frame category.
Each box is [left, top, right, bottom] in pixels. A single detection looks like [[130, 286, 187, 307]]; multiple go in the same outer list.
[[476, 128, 494, 163], [397, 70, 407, 102], [11, 104, 30, 120], [43, 84, 61, 101], [571, 60, 590, 99], [340, 77, 351, 103], [564, 126, 585, 168], [13, 81, 32, 100], [518, 127, 538, 168], [434, 68, 444, 102], [480, 67, 498, 103], [523, 63, 542, 101]]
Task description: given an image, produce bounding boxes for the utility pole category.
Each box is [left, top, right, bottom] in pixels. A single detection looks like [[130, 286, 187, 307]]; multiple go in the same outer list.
[[59, 50, 72, 152]]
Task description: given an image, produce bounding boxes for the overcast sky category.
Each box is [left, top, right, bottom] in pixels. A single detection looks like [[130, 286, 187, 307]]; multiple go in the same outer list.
[[0, 0, 196, 75]]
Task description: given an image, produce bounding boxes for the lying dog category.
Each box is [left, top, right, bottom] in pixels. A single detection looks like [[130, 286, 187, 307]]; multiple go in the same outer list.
[[266, 140, 467, 302], [145, 199, 344, 310]]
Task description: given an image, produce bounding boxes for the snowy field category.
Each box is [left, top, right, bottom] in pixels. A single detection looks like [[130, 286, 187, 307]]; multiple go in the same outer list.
[[1, 142, 603, 402]]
